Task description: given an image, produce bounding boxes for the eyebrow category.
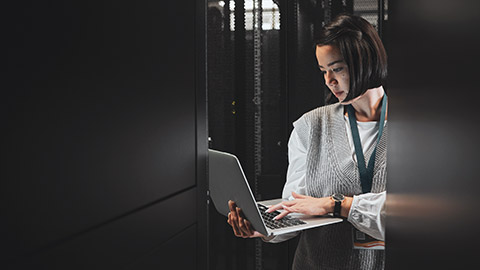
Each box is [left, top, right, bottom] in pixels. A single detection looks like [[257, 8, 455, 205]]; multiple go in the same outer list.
[[318, 59, 345, 69]]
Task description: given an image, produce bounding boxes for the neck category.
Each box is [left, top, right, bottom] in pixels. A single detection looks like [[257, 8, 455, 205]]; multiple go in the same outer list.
[[346, 86, 386, 122]]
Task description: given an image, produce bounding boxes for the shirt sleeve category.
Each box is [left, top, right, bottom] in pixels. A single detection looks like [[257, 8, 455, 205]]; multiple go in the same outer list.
[[282, 128, 307, 200], [263, 127, 307, 243], [347, 191, 386, 241]]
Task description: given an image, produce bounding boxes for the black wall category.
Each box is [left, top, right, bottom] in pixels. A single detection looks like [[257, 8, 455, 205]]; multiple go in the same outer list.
[[2, 1, 207, 269], [387, 1, 480, 269]]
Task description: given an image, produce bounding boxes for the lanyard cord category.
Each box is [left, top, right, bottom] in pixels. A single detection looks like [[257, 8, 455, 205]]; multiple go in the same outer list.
[[347, 94, 387, 194]]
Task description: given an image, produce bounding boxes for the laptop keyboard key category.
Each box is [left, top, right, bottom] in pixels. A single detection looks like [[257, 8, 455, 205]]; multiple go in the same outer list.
[[257, 203, 306, 230]]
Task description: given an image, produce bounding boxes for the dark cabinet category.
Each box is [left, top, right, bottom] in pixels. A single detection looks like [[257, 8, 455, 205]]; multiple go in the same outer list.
[[2, 1, 207, 269]]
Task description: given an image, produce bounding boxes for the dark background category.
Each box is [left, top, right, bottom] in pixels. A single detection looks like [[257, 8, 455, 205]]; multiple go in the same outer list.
[[386, 0, 480, 269], [2, 0, 207, 269]]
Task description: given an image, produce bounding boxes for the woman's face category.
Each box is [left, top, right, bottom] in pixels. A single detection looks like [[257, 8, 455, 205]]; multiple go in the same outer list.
[[316, 45, 350, 102]]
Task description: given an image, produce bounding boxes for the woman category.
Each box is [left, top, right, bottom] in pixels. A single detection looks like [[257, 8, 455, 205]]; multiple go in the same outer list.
[[227, 13, 388, 269]]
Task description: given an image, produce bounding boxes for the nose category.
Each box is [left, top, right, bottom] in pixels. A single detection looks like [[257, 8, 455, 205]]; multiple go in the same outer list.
[[324, 71, 337, 87]]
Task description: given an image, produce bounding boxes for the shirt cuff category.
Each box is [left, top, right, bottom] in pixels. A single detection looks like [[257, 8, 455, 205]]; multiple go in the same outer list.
[[347, 191, 386, 241]]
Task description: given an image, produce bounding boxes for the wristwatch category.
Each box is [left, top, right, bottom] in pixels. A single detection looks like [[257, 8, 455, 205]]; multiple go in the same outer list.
[[331, 194, 345, 218]]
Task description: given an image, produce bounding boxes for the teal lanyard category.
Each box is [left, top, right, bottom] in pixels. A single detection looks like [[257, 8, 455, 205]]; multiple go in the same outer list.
[[347, 94, 387, 194]]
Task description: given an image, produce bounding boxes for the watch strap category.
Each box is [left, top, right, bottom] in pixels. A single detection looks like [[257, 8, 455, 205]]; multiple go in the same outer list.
[[333, 200, 341, 217]]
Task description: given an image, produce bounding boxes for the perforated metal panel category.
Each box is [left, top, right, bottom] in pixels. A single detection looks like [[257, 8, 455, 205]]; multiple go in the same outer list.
[[207, 1, 388, 269]]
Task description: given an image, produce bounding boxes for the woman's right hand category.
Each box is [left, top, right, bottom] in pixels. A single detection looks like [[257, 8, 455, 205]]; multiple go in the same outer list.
[[227, 200, 264, 238]]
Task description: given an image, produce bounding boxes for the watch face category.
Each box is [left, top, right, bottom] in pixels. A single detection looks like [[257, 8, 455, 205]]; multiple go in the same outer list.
[[332, 194, 345, 202]]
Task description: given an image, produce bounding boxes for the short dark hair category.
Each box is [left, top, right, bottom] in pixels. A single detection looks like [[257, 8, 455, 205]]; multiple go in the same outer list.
[[314, 14, 387, 102]]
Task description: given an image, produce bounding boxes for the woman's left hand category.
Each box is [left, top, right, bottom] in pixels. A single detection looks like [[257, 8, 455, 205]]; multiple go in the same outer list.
[[266, 192, 334, 220]]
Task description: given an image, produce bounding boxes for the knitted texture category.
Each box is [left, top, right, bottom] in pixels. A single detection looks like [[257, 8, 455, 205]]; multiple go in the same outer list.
[[291, 103, 387, 270]]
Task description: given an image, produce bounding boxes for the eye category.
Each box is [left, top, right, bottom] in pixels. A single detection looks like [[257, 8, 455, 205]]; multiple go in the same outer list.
[[333, 67, 344, 72], [319, 70, 327, 75]]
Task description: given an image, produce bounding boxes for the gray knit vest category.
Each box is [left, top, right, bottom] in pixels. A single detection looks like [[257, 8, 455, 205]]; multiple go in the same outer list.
[[292, 103, 387, 270]]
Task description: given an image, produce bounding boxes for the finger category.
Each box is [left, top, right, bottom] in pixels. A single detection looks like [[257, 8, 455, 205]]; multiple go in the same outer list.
[[292, 191, 307, 199], [236, 206, 244, 218], [244, 219, 254, 235], [227, 212, 235, 223], [249, 231, 264, 238], [231, 221, 241, 237], [236, 208, 245, 234], [229, 210, 241, 236], [281, 200, 296, 207], [228, 209, 237, 222], [266, 203, 283, 212], [236, 207, 249, 237], [267, 200, 297, 213], [267, 201, 295, 212], [273, 210, 291, 220], [239, 218, 249, 236], [284, 205, 307, 215], [228, 200, 237, 212], [228, 200, 240, 230], [285, 205, 301, 212]]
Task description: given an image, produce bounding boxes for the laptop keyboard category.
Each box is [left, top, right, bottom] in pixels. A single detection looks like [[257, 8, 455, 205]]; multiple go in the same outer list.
[[257, 204, 306, 230]]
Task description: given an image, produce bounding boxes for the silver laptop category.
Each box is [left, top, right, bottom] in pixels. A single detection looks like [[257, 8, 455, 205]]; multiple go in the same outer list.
[[208, 149, 342, 237]]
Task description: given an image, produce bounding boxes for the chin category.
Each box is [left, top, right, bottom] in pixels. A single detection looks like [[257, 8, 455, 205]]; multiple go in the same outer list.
[[339, 97, 350, 105]]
